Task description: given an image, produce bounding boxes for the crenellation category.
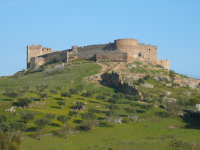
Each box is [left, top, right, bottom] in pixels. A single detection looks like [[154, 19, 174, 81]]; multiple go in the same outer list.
[[27, 38, 170, 70]]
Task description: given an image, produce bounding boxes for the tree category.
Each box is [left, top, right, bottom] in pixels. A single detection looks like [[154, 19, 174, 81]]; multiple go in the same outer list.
[[134, 95, 141, 101], [81, 120, 98, 133], [109, 98, 118, 104], [45, 113, 56, 120], [130, 102, 136, 107], [57, 115, 68, 127], [138, 78, 144, 84], [0, 132, 10, 150], [124, 107, 137, 118], [34, 118, 51, 130], [188, 97, 200, 105], [49, 90, 57, 98], [76, 84, 83, 92], [61, 124, 71, 139], [81, 112, 96, 121], [140, 104, 154, 113], [20, 112, 35, 124], [38, 93, 48, 101], [57, 101, 66, 109], [12, 122, 27, 134], [60, 92, 71, 101], [7, 92, 18, 101], [88, 108, 101, 114], [0, 114, 7, 123], [166, 102, 182, 117], [69, 88, 79, 95], [0, 122, 9, 133], [105, 104, 120, 110], [105, 110, 118, 128], [11, 134, 21, 145], [17, 97, 32, 108], [68, 110, 78, 121], [55, 85, 62, 91], [169, 70, 176, 84], [177, 96, 188, 109]]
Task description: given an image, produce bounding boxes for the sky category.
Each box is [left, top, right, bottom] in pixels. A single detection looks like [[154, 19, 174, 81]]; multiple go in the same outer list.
[[0, 0, 200, 78]]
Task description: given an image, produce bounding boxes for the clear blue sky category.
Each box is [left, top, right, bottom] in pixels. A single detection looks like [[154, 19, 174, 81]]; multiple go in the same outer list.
[[0, 0, 200, 78]]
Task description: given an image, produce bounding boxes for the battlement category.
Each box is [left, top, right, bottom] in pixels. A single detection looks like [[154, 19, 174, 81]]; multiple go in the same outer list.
[[27, 39, 170, 70]]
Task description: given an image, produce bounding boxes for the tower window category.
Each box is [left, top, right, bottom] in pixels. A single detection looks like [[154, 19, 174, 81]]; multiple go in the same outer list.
[[138, 53, 142, 57], [149, 49, 151, 51]]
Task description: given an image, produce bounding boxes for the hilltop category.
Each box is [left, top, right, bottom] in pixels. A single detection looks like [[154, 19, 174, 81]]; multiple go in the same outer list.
[[0, 59, 200, 150]]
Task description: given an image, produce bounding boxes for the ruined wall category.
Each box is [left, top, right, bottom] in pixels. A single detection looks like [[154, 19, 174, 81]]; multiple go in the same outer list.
[[42, 47, 52, 54], [96, 50, 127, 62], [156, 59, 170, 70], [27, 45, 52, 69], [27, 45, 42, 68], [30, 50, 68, 68], [137, 43, 157, 62], [27, 39, 170, 70], [77, 43, 114, 60]]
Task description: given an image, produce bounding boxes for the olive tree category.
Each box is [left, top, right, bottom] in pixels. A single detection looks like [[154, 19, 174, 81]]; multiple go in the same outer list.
[[57, 115, 68, 127]]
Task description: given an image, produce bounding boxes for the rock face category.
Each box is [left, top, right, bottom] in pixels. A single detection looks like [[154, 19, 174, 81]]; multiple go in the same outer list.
[[141, 83, 154, 88]]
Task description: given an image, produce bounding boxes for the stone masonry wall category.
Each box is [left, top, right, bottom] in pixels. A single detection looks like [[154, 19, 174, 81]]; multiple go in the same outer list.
[[27, 39, 170, 70], [96, 50, 127, 61], [77, 43, 114, 60]]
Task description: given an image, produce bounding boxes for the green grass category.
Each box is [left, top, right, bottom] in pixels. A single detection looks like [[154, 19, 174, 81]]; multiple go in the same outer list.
[[21, 116, 200, 150], [0, 60, 200, 150]]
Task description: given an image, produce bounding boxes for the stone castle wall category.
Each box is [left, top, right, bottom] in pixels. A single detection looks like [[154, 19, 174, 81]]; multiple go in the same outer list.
[[27, 39, 170, 70]]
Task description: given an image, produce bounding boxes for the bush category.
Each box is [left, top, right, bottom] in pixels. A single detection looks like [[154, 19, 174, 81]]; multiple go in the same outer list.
[[156, 65, 164, 69], [138, 78, 144, 84], [82, 90, 95, 97], [125, 95, 134, 101], [134, 95, 141, 101], [112, 93, 125, 100], [143, 74, 151, 80], [96, 94, 106, 101], [122, 118, 129, 123], [99, 121, 112, 127]]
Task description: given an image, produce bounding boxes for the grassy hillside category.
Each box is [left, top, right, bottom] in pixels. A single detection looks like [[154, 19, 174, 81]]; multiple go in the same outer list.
[[0, 60, 200, 150]]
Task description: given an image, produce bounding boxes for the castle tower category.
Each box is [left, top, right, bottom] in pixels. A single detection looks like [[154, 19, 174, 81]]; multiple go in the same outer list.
[[27, 44, 42, 69], [72, 45, 78, 53]]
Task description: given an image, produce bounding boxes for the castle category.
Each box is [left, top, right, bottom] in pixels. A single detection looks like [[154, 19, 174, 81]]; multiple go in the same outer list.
[[27, 39, 169, 70]]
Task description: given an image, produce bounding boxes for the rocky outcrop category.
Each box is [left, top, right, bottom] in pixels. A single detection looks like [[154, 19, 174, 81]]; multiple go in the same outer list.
[[141, 83, 154, 88], [101, 72, 139, 95]]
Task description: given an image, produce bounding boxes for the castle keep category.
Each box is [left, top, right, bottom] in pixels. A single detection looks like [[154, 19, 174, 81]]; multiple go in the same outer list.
[[27, 39, 170, 70]]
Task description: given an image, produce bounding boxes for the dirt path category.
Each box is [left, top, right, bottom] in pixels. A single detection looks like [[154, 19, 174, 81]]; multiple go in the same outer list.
[[83, 63, 108, 81]]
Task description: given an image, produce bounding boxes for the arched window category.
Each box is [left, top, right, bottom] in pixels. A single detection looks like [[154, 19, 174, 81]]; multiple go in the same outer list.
[[138, 53, 142, 57], [149, 49, 151, 51]]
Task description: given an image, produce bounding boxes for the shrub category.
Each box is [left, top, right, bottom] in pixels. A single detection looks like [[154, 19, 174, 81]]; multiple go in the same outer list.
[[143, 74, 151, 80], [99, 121, 111, 127], [125, 95, 134, 101], [134, 95, 141, 101], [156, 65, 164, 69], [96, 94, 106, 100], [138, 78, 144, 84], [82, 90, 95, 97], [122, 118, 129, 123]]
